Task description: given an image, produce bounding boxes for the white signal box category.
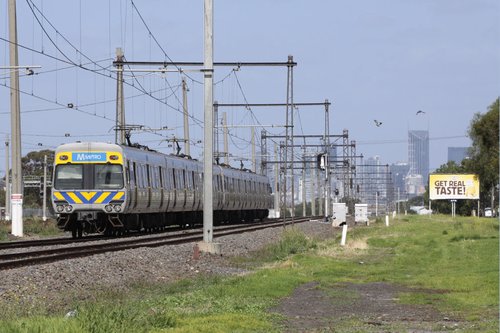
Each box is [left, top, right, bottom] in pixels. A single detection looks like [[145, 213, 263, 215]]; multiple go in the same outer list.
[[355, 204, 369, 225], [331, 202, 346, 227]]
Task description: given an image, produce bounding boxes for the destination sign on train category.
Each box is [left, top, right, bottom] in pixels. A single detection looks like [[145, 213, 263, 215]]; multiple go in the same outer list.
[[72, 152, 107, 162]]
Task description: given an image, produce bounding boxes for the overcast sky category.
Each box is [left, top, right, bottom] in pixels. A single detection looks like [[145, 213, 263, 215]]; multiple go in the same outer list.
[[1, 0, 499, 176]]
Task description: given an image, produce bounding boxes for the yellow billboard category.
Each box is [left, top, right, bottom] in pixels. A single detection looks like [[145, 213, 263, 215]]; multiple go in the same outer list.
[[429, 174, 480, 200]]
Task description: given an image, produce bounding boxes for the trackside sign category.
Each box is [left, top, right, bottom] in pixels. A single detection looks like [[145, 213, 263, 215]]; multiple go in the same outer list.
[[429, 174, 479, 200]]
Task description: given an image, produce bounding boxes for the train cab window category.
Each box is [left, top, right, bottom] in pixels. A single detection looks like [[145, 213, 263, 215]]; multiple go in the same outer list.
[[94, 164, 124, 189], [54, 164, 83, 190]]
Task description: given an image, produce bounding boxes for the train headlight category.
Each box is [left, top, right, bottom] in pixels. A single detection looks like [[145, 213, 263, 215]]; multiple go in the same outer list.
[[113, 205, 122, 212], [56, 205, 64, 213], [64, 205, 73, 213], [104, 205, 113, 213]]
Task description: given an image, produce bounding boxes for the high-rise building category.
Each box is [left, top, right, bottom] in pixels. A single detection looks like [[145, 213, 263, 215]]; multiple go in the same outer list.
[[390, 162, 409, 196], [408, 130, 429, 182], [447, 147, 469, 164]]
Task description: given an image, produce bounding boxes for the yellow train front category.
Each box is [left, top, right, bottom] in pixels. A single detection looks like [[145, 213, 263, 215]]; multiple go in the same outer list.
[[52, 142, 127, 238]]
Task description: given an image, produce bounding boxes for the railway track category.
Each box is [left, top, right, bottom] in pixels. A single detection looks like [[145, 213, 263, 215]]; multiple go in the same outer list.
[[0, 216, 317, 270]]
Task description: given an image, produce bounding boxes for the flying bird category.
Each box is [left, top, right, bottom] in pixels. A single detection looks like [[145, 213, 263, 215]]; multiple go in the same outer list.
[[416, 110, 425, 115], [374, 119, 382, 127]]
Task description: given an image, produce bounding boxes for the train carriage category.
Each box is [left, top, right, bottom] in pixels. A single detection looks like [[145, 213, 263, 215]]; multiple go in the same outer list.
[[52, 142, 272, 238]]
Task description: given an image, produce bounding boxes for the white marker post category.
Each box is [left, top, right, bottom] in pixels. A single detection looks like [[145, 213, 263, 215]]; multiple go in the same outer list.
[[340, 223, 348, 246], [385, 215, 389, 227]]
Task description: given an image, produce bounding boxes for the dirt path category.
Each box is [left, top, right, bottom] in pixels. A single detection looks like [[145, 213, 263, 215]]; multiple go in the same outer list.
[[271, 281, 463, 332]]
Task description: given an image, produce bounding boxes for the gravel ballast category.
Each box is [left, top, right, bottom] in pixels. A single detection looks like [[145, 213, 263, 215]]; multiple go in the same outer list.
[[0, 220, 335, 315]]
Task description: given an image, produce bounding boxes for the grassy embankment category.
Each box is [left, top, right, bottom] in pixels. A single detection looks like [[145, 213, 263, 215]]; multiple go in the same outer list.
[[0, 217, 61, 240], [0, 214, 498, 332]]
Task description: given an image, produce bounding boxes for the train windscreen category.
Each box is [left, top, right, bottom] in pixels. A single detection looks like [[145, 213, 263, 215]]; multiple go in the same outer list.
[[54, 165, 83, 189], [54, 164, 123, 190], [94, 164, 124, 189]]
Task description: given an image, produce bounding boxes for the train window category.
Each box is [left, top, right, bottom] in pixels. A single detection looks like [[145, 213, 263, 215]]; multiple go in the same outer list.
[[154, 166, 159, 189], [127, 161, 134, 186], [54, 164, 83, 190], [165, 167, 175, 190], [183, 169, 188, 189], [136, 165, 142, 188], [159, 166, 163, 188], [138, 165, 143, 188], [146, 165, 151, 188], [149, 166, 154, 189], [94, 164, 123, 189], [132, 162, 137, 187], [178, 170, 184, 188], [141, 165, 147, 188]]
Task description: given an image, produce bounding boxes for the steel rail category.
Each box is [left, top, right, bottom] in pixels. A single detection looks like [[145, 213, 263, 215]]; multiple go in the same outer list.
[[0, 217, 319, 270]]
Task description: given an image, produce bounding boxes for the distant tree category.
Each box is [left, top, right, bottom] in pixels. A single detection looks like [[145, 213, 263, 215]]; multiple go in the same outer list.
[[464, 98, 499, 210], [22, 149, 55, 176], [427, 98, 499, 216], [21, 149, 55, 208]]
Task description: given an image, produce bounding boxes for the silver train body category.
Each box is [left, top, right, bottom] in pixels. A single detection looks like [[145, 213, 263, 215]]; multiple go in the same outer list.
[[52, 142, 273, 237]]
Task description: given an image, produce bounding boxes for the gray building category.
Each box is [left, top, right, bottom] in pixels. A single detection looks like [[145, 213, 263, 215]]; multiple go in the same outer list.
[[408, 130, 429, 181], [448, 147, 469, 164], [390, 162, 410, 197]]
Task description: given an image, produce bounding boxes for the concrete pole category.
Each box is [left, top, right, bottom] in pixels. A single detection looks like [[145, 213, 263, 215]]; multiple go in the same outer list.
[[311, 161, 316, 216], [214, 101, 219, 163], [223, 112, 228, 165], [9, 0, 23, 237], [324, 100, 330, 222], [251, 126, 256, 172], [115, 47, 125, 145], [4, 139, 10, 221], [42, 155, 47, 221], [289, 56, 295, 221], [182, 78, 190, 156], [274, 143, 280, 218], [318, 166, 323, 216], [302, 142, 306, 217], [200, 0, 217, 252]]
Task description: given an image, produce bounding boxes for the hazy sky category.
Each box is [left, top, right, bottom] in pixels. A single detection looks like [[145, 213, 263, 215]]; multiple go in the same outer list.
[[1, 0, 499, 177]]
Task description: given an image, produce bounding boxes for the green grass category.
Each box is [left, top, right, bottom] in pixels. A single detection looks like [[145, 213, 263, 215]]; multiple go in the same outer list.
[[0, 215, 497, 332], [0, 217, 62, 241]]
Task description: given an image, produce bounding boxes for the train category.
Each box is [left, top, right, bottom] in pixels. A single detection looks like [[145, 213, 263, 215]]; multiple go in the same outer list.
[[51, 142, 273, 238]]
